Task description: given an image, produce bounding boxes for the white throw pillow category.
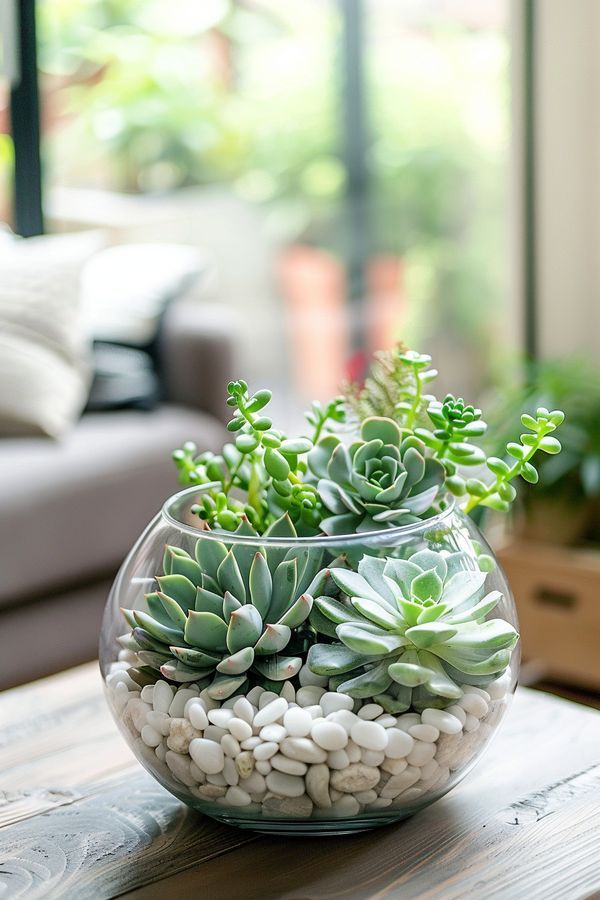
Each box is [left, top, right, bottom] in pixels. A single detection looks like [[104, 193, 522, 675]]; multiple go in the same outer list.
[[0, 231, 103, 438]]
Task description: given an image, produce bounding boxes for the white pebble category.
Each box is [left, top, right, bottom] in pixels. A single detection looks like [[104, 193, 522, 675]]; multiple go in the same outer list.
[[279, 737, 327, 764], [284, 707, 313, 737], [304, 704, 325, 719], [127, 698, 151, 733], [207, 771, 227, 786], [396, 713, 421, 731], [266, 771, 306, 798], [154, 742, 167, 762], [296, 686, 326, 707], [233, 697, 255, 724], [146, 711, 171, 736], [190, 761, 205, 782], [421, 759, 439, 781], [355, 789, 377, 804], [407, 740, 436, 767], [240, 736, 261, 750], [141, 725, 162, 747], [330, 764, 380, 793], [384, 728, 414, 759], [246, 686, 264, 705], [368, 797, 392, 809], [221, 734, 241, 758], [298, 663, 329, 688], [306, 763, 331, 809], [350, 719, 388, 752], [327, 750, 350, 770], [225, 786, 251, 807], [141, 685, 154, 703], [189, 738, 225, 775], [375, 714, 397, 728], [204, 725, 227, 743], [346, 740, 362, 762], [185, 700, 208, 731], [487, 673, 511, 700], [458, 693, 489, 718], [464, 685, 491, 702], [240, 770, 266, 794], [223, 757, 239, 785], [446, 705, 467, 726], [228, 717, 253, 742], [280, 681, 296, 703], [397, 786, 424, 803], [409, 723, 440, 743], [464, 714, 481, 733], [327, 710, 359, 733], [421, 708, 463, 735], [253, 741, 279, 761], [331, 795, 360, 817], [221, 695, 239, 709], [361, 749, 384, 767], [169, 688, 197, 719], [153, 681, 174, 714], [253, 698, 288, 728], [260, 724, 287, 743], [381, 757, 408, 775], [271, 754, 308, 776], [258, 691, 279, 710], [380, 766, 421, 799], [312, 721, 348, 752], [199, 689, 220, 711], [320, 692, 354, 717], [208, 708, 235, 728], [165, 750, 196, 786], [358, 703, 384, 720], [255, 760, 272, 775]]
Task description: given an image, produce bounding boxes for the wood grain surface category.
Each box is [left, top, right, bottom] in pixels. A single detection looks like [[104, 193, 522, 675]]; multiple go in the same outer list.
[[1, 664, 600, 900]]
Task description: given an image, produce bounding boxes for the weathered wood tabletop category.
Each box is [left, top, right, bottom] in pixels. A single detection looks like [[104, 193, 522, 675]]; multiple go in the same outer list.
[[1, 663, 600, 900]]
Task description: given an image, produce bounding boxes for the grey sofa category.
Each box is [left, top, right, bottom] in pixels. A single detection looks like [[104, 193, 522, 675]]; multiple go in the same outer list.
[[0, 301, 235, 690]]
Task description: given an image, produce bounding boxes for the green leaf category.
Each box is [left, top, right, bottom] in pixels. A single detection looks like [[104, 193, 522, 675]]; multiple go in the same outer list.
[[540, 436, 562, 454], [410, 570, 443, 603], [264, 447, 290, 480], [184, 611, 228, 652], [307, 642, 372, 675], [487, 456, 510, 476], [507, 442, 526, 460], [405, 622, 458, 648], [206, 674, 248, 700], [351, 597, 402, 629], [133, 610, 183, 645], [253, 623, 291, 655], [195, 587, 224, 615], [194, 538, 228, 580], [249, 552, 272, 618], [408, 551, 447, 581], [157, 592, 188, 629], [217, 551, 246, 604], [277, 593, 313, 628], [170, 646, 220, 668], [145, 592, 176, 628], [280, 437, 312, 454], [268, 558, 298, 622], [314, 595, 366, 626], [383, 559, 421, 599], [361, 416, 401, 446], [253, 655, 302, 681], [388, 660, 431, 687], [156, 575, 196, 611], [222, 590, 242, 622], [307, 434, 340, 479], [442, 570, 487, 611], [337, 623, 406, 655], [226, 605, 263, 653], [337, 661, 393, 698], [216, 647, 255, 675], [160, 661, 211, 684], [446, 590, 502, 624], [330, 568, 390, 605], [521, 462, 539, 484]]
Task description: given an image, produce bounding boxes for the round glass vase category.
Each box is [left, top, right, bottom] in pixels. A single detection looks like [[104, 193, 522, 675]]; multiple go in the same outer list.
[[100, 485, 519, 836]]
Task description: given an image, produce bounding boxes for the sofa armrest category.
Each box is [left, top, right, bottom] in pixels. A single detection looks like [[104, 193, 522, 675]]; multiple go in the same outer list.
[[159, 301, 238, 424]]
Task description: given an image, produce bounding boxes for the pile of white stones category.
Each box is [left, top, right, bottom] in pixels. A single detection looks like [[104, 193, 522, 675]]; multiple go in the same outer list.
[[106, 658, 510, 821]]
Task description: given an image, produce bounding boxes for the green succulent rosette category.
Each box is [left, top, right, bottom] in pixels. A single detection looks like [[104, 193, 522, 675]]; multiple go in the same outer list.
[[120, 516, 326, 699], [307, 548, 519, 712], [308, 416, 445, 535]]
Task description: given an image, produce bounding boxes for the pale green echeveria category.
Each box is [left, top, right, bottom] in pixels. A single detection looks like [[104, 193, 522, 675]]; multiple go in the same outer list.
[[307, 548, 518, 713], [120, 515, 326, 699], [308, 416, 445, 536]]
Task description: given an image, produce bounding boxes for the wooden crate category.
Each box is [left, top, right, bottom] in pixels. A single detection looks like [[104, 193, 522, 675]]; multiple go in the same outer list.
[[498, 540, 600, 690]]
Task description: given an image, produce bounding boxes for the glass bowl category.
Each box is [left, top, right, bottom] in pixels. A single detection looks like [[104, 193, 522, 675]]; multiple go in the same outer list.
[[100, 485, 519, 835]]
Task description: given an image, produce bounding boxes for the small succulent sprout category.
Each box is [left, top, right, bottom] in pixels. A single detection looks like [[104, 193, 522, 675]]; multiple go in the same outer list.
[[308, 416, 445, 535], [307, 548, 518, 712], [121, 514, 327, 698]]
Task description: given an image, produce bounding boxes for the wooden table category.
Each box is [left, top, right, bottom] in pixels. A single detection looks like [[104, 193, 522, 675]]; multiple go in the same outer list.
[[1, 665, 600, 900]]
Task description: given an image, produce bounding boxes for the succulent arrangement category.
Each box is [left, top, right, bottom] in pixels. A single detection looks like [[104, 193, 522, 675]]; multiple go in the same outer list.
[[118, 344, 565, 710]]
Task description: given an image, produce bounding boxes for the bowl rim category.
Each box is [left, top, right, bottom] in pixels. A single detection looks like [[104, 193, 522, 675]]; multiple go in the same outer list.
[[161, 484, 457, 548]]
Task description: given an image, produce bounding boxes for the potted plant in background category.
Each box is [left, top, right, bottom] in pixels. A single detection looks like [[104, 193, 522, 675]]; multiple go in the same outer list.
[[490, 357, 600, 692], [100, 346, 564, 833]]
